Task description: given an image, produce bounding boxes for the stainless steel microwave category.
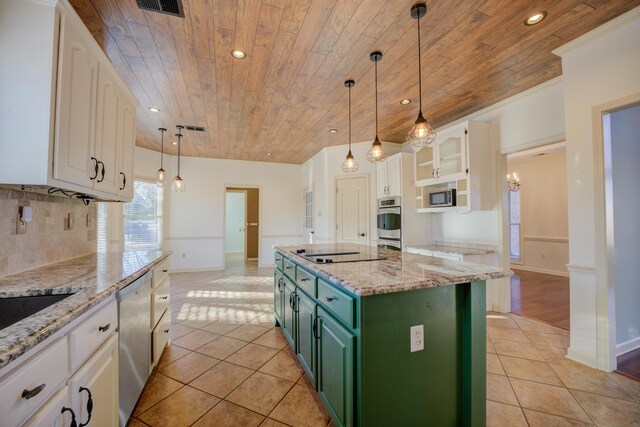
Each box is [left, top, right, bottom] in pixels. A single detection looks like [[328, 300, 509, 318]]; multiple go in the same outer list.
[[429, 189, 456, 207]]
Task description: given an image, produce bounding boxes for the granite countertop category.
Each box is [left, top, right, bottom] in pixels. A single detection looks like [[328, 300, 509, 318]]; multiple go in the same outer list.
[[0, 251, 170, 370], [274, 244, 510, 297], [406, 244, 494, 256]]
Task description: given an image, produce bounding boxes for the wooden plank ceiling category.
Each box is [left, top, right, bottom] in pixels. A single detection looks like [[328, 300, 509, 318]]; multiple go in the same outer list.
[[70, 0, 640, 164]]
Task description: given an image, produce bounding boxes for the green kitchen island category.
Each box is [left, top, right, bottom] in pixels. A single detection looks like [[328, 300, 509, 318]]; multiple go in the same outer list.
[[273, 244, 511, 427]]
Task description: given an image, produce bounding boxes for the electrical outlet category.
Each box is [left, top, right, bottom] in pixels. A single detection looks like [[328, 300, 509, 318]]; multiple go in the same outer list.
[[64, 212, 75, 230], [86, 213, 93, 228], [410, 325, 424, 352]]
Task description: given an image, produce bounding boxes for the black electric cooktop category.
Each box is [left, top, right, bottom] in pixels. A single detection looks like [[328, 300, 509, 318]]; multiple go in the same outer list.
[[292, 247, 385, 264]]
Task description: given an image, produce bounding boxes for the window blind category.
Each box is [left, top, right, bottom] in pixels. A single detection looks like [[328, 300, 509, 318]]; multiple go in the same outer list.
[[123, 180, 163, 251], [97, 203, 108, 252]]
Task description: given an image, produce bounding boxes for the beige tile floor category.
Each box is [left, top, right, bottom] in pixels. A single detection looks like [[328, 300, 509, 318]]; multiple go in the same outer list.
[[129, 257, 640, 426]]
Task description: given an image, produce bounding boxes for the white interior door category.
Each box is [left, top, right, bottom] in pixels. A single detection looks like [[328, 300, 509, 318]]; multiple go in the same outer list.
[[336, 176, 368, 244]]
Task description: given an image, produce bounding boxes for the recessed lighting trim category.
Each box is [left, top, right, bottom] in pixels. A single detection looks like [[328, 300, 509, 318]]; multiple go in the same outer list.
[[266, 152, 273, 156], [231, 49, 246, 59], [329, 129, 338, 134], [524, 11, 547, 26], [400, 99, 411, 105], [172, 141, 178, 145], [148, 107, 161, 112]]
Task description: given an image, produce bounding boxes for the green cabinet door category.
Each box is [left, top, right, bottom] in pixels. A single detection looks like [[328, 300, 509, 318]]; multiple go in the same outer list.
[[296, 290, 316, 385], [274, 269, 284, 325], [317, 307, 355, 427], [282, 277, 297, 350]]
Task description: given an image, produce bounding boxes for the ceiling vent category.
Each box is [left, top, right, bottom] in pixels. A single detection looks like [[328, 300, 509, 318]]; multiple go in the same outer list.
[[185, 125, 206, 132], [136, 0, 184, 18]]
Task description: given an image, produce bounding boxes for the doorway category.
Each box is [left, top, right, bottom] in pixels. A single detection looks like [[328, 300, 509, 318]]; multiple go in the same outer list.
[[505, 142, 570, 330], [335, 175, 369, 244], [224, 186, 260, 268], [603, 103, 640, 379]]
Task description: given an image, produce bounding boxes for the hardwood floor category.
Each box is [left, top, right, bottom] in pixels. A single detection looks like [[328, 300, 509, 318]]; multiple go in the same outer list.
[[510, 268, 570, 330], [617, 348, 640, 382]]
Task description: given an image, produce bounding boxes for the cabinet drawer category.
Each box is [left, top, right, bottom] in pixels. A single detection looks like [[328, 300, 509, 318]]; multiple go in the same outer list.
[[152, 258, 170, 288], [274, 252, 284, 271], [151, 276, 170, 329], [69, 299, 117, 371], [317, 279, 356, 329], [296, 266, 316, 297], [152, 309, 171, 368], [283, 257, 296, 279], [0, 337, 69, 426]]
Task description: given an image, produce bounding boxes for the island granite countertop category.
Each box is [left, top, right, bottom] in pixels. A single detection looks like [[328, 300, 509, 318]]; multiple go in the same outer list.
[[274, 244, 510, 297], [406, 244, 494, 256], [0, 250, 170, 370]]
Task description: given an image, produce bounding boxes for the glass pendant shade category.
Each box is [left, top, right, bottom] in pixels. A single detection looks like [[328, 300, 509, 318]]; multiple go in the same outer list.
[[172, 176, 185, 192], [366, 137, 388, 163], [342, 151, 359, 173], [156, 168, 166, 187], [407, 112, 436, 150]]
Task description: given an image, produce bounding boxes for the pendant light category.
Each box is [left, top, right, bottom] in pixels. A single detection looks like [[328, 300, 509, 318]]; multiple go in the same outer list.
[[341, 80, 359, 173], [407, 3, 436, 150], [366, 51, 388, 163], [172, 125, 185, 192], [156, 127, 167, 187]]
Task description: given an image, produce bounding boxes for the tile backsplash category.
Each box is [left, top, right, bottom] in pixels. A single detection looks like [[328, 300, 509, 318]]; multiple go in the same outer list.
[[0, 187, 97, 277]]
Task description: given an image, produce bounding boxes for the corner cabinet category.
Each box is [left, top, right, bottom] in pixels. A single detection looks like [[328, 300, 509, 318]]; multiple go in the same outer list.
[[414, 121, 491, 213], [273, 250, 487, 427], [0, 0, 138, 202]]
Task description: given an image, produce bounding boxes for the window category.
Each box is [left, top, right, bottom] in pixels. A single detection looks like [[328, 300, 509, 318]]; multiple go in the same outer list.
[[123, 180, 163, 251], [509, 190, 521, 260], [304, 187, 313, 230], [97, 203, 108, 252]]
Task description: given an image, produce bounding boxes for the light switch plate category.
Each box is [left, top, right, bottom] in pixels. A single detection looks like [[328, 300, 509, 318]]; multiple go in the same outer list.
[[410, 325, 424, 352], [65, 212, 74, 230]]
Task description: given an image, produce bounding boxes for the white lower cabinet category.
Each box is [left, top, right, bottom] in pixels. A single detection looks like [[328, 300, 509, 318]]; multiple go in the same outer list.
[[68, 334, 119, 427], [24, 387, 72, 427], [151, 308, 171, 370]]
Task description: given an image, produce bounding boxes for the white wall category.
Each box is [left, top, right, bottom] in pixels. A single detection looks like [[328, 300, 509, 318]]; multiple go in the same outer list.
[[554, 8, 640, 369], [611, 104, 640, 352], [301, 141, 403, 244], [509, 151, 569, 276], [165, 155, 303, 270], [224, 192, 245, 253]]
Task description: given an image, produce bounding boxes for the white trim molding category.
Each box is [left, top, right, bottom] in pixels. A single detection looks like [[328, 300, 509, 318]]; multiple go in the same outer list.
[[566, 263, 596, 275], [567, 347, 599, 369], [511, 264, 569, 278], [617, 337, 640, 357], [523, 236, 569, 244]]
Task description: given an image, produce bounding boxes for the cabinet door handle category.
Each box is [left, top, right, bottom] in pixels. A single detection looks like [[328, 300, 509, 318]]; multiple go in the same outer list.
[[312, 316, 319, 339], [90, 157, 99, 180], [96, 161, 105, 183], [300, 278, 309, 282], [289, 292, 294, 309], [98, 323, 111, 332], [61, 407, 78, 427], [119, 172, 126, 190], [78, 387, 93, 427], [285, 266, 292, 270], [22, 383, 46, 400], [159, 296, 168, 300], [162, 269, 168, 273], [359, 233, 365, 237], [436, 168, 440, 178], [325, 296, 335, 303], [277, 277, 283, 291], [164, 329, 170, 333]]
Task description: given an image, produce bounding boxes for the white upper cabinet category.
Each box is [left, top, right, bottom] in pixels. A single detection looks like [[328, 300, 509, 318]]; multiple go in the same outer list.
[[376, 154, 402, 199], [414, 121, 491, 213], [53, 14, 97, 189], [0, 0, 138, 202]]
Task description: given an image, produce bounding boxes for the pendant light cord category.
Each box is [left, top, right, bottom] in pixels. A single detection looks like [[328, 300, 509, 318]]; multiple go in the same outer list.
[[417, 13, 422, 114], [375, 59, 378, 137], [177, 132, 181, 175], [348, 84, 352, 152], [160, 130, 164, 169]]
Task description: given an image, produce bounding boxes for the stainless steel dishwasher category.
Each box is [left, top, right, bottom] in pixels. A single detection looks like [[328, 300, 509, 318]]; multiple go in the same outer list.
[[117, 271, 151, 426]]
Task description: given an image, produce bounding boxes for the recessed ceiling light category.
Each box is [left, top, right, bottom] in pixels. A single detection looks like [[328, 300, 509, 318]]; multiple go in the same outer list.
[[266, 152, 273, 156], [231, 49, 246, 59], [524, 11, 547, 26], [329, 129, 338, 134], [148, 107, 160, 112], [400, 99, 411, 105], [172, 141, 178, 145]]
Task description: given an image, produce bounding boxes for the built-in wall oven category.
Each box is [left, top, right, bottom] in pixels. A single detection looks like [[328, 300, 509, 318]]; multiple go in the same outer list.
[[377, 196, 402, 250]]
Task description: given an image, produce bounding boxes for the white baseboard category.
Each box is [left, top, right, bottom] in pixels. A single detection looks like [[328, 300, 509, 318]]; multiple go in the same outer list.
[[617, 337, 640, 356], [566, 347, 598, 369], [510, 264, 569, 278], [170, 267, 224, 273]]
